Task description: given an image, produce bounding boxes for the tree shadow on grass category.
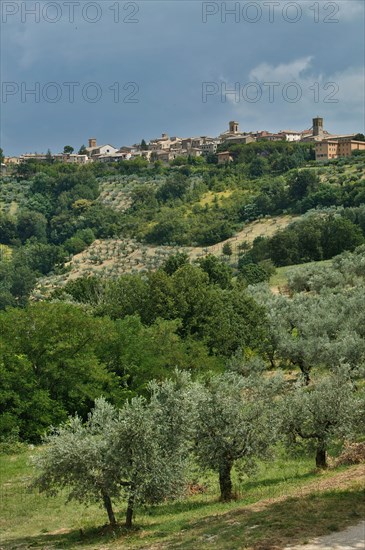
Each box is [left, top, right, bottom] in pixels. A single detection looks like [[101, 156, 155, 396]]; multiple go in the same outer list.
[[0, 523, 134, 550], [2, 488, 363, 550], [238, 469, 316, 492], [144, 497, 217, 517], [148, 469, 317, 518], [157, 488, 365, 550]]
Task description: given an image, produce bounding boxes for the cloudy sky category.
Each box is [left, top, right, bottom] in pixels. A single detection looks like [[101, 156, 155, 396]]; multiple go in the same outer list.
[[1, 0, 364, 155]]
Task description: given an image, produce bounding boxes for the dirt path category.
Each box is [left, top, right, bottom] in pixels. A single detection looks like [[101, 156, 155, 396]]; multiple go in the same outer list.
[[285, 521, 365, 549]]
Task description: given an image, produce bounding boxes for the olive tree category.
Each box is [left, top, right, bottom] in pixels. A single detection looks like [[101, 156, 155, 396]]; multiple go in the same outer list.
[[33, 372, 198, 529], [269, 293, 335, 384], [250, 285, 365, 384], [194, 372, 279, 501], [276, 290, 365, 381], [267, 247, 365, 382], [110, 371, 199, 527], [280, 369, 361, 469], [32, 398, 121, 527]]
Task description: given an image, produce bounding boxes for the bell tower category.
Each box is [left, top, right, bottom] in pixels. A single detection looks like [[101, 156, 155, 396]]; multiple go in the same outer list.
[[229, 121, 239, 134], [313, 117, 324, 137]]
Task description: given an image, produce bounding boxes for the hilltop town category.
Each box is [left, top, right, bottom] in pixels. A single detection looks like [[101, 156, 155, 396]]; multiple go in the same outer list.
[[3, 117, 365, 170]]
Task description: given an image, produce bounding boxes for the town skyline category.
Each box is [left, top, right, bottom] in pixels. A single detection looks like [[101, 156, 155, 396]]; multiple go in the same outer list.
[[4, 115, 365, 159], [4, 117, 365, 167]]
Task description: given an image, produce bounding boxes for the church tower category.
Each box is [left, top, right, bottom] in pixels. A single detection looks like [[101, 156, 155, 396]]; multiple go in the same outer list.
[[229, 121, 239, 134], [313, 117, 324, 137]]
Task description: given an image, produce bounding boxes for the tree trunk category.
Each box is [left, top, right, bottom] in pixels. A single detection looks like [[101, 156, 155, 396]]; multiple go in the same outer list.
[[268, 352, 276, 370], [125, 494, 134, 529], [219, 460, 233, 501], [316, 445, 327, 469], [298, 360, 310, 386], [303, 370, 310, 386], [103, 494, 117, 527]]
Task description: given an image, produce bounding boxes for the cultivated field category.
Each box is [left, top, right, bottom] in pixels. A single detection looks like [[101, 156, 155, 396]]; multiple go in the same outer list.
[[35, 215, 297, 296]]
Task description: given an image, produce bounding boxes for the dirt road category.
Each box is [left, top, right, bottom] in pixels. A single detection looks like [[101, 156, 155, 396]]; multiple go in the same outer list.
[[285, 521, 365, 550]]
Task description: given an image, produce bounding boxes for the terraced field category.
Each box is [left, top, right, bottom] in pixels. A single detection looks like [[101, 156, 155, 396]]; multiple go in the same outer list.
[[35, 215, 297, 296], [0, 177, 31, 214]]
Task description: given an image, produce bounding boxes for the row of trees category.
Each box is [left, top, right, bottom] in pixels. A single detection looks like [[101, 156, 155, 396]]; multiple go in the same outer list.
[[243, 208, 365, 268], [33, 368, 363, 528], [286, 244, 365, 293], [248, 247, 365, 383]]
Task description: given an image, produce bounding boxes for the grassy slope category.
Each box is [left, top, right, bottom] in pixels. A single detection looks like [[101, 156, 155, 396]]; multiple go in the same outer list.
[[1, 450, 363, 550]]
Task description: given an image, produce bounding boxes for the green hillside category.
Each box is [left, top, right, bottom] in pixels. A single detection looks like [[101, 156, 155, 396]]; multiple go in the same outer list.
[[1, 145, 365, 549]]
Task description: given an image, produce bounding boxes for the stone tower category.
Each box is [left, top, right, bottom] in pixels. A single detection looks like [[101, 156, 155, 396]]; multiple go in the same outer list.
[[229, 121, 239, 134], [88, 138, 97, 148], [313, 117, 324, 137]]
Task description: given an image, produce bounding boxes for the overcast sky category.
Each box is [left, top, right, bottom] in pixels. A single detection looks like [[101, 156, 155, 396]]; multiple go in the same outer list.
[[1, 0, 364, 155]]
